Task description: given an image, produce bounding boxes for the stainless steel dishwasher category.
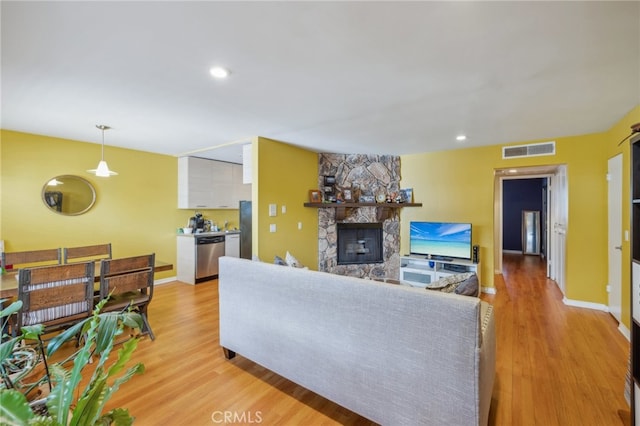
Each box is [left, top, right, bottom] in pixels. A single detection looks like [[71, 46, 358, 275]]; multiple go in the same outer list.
[[195, 235, 225, 282]]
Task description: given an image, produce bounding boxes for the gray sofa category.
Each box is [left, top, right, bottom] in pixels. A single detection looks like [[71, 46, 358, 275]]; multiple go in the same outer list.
[[218, 257, 496, 425]]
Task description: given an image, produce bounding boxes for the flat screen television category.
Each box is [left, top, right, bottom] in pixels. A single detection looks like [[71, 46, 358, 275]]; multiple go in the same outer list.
[[409, 221, 472, 260]]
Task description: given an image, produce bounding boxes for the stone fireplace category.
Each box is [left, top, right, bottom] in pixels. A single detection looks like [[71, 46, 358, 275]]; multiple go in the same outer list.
[[317, 154, 401, 279]]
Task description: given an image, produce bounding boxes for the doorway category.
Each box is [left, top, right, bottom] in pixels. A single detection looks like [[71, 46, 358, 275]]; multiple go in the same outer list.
[[494, 165, 568, 294]]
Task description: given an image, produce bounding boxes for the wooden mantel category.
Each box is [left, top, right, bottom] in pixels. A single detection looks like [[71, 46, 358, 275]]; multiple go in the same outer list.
[[303, 202, 422, 221]]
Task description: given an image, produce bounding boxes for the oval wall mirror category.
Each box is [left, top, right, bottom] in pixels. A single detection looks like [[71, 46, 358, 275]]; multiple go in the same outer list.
[[42, 175, 96, 216]]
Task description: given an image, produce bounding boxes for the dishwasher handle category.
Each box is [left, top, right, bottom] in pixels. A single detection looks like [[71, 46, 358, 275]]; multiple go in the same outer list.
[[196, 236, 225, 244]]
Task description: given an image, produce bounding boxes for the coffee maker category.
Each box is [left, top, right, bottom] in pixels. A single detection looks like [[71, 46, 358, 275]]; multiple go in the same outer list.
[[188, 212, 205, 232]]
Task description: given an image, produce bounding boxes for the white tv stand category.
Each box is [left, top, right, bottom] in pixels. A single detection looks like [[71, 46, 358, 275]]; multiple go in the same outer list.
[[399, 255, 480, 288]]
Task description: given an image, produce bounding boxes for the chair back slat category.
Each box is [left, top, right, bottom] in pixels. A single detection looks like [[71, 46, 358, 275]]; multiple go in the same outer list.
[[2, 248, 62, 269], [18, 262, 95, 330], [27, 283, 90, 311], [101, 254, 153, 276], [22, 262, 93, 286], [104, 270, 153, 294], [64, 244, 112, 264]]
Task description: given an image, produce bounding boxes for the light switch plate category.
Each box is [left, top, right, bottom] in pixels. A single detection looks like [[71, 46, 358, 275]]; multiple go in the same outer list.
[[269, 204, 277, 217], [270, 224, 276, 233], [281, 205, 287, 214]]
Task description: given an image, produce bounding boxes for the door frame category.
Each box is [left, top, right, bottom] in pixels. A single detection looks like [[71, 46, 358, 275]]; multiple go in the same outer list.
[[494, 165, 568, 294]]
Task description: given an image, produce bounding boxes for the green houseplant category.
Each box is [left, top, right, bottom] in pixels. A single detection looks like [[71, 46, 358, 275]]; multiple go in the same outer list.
[[0, 298, 145, 425]]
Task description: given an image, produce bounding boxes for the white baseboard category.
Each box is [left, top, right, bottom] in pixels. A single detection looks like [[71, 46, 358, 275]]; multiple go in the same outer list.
[[562, 297, 608, 312], [619, 323, 631, 341], [155, 276, 177, 286], [481, 286, 497, 295], [502, 250, 522, 254]]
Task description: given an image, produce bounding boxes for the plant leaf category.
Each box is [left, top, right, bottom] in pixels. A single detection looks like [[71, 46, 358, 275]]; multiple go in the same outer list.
[[0, 389, 34, 425], [99, 408, 134, 426], [0, 300, 22, 318], [120, 312, 143, 330], [0, 338, 21, 364], [44, 364, 71, 422], [69, 376, 107, 426], [21, 324, 45, 340], [95, 314, 119, 354], [45, 318, 89, 357], [106, 338, 139, 378], [48, 315, 99, 426]]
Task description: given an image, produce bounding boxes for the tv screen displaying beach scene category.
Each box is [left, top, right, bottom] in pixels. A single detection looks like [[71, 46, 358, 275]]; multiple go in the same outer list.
[[409, 221, 472, 260]]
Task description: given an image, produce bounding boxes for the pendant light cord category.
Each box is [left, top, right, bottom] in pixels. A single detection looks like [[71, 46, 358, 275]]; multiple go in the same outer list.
[[96, 124, 111, 159]]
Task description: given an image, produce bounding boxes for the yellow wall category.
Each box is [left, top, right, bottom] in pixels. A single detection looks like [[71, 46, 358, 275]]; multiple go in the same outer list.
[[0, 130, 241, 279], [605, 105, 640, 329], [5, 105, 638, 323], [255, 137, 318, 269], [401, 131, 609, 300]]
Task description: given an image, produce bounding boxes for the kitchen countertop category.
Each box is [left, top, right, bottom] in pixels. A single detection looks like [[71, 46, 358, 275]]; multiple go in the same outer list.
[[177, 230, 241, 237]]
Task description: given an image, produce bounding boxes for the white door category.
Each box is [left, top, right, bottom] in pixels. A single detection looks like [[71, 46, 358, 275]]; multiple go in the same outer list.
[[608, 154, 623, 322], [550, 166, 568, 295]]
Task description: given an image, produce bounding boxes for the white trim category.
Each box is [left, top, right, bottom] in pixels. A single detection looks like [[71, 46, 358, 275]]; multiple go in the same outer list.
[[619, 322, 631, 342], [481, 286, 497, 295], [502, 249, 522, 254], [562, 297, 608, 311], [155, 276, 177, 286]]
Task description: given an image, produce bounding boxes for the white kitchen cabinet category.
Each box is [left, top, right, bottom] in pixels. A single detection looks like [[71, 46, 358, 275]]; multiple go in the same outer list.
[[224, 233, 240, 258], [232, 165, 252, 205], [178, 157, 212, 209], [178, 157, 250, 209], [210, 160, 234, 208]]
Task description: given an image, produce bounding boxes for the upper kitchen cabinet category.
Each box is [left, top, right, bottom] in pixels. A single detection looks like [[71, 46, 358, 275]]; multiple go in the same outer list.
[[178, 157, 250, 209], [233, 164, 251, 202]]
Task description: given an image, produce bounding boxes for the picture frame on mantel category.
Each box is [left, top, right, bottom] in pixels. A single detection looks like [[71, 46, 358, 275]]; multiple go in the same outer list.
[[400, 188, 413, 203], [309, 190, 321, 203]]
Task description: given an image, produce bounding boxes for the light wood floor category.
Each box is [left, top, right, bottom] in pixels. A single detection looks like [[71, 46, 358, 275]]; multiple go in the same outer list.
[[62, 254, 629, 425]]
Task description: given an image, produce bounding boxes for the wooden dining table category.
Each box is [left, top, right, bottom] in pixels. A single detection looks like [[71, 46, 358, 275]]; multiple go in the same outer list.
[[0, 260, 173, 299]]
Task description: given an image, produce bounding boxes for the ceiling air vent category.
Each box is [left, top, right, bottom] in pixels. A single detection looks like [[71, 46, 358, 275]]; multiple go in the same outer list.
[[502, 141, 555, 159]]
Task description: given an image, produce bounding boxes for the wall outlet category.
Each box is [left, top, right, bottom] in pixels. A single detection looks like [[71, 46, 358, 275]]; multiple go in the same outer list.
[[281, 205, 287, 214], [270, 224, 276, 233], [298, 222, 302, 230], [606, 285, 611, 293]]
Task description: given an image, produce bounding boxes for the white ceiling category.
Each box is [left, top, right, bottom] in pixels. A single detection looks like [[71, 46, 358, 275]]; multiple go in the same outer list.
[[2, 1, 639, 164]]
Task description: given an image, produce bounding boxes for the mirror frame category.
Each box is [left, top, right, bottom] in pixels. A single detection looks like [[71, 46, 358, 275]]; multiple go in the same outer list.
[[42, 175, 96, 216]]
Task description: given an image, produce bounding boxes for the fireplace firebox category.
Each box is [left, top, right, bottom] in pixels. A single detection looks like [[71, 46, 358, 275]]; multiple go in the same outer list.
[[337, 223, 383, 265]]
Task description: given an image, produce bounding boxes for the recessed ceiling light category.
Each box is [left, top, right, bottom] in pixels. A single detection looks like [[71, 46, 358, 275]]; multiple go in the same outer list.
[[209, 66, 230, 79], [456, 135, 467, 141]]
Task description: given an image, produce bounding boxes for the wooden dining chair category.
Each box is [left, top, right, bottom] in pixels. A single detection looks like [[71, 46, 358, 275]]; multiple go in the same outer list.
[[1, 248, 62, 270], [17, 262, 95, 335], [99, 253, 155, 340], [63, 243, 112, 264]]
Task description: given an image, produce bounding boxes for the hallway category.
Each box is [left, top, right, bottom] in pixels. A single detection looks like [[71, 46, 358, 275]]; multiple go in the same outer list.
[[483, 253, 630, 425]]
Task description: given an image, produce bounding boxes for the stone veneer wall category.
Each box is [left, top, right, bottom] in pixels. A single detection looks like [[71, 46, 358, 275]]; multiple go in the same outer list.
[[318, 154, 401, 279]]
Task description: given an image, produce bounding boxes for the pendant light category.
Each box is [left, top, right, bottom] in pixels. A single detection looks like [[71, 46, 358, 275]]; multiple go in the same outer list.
[[87, 124, 118, 177]]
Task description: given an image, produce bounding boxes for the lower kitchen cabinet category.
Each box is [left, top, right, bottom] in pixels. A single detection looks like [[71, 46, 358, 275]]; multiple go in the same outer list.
[[225, 233, 240, 258]]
